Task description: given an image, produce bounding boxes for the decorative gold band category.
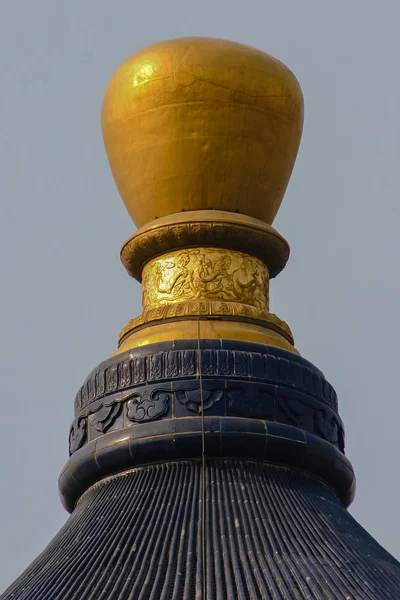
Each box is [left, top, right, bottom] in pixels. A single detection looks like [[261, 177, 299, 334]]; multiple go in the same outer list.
[[142, 247, 269, 313], [121, 210, 289, 281], [115, 320, 297, 356], [118, 301, 293, 347], [117, 210, 295, 353]]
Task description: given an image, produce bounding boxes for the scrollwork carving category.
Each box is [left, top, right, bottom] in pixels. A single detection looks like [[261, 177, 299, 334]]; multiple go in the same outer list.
[[69, 418, 87, 455], [278, 396, 308, 429], [90, 402, 122, 433], [174, 383, 223, 413], [126, 389, 170, 423], [228, 388, 274, 419], [119, 303, 293, 346], [120, 214, 290, 281], [277, 396, 345, 451], [75, 346, 336, 418], [68, 380, 344, 455], [314, 409, 345, 452]]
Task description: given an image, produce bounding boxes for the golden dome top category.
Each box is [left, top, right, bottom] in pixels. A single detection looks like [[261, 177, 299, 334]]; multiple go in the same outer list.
[[102, 37, 304, 228]]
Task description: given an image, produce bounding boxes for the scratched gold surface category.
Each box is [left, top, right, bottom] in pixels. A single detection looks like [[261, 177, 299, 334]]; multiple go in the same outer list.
[[102, 37, 304, 228]]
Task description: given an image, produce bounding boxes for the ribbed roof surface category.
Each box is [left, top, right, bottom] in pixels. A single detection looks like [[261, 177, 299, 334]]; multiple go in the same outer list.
[[3, 460, 400, 600]]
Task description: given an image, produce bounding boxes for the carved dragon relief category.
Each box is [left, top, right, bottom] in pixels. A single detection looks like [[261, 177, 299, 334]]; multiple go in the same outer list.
[[142, 248, 269, 313], [116, 246, 288, 344]]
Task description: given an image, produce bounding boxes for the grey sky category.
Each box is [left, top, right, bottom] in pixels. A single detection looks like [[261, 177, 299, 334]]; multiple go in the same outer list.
[[1, 0, 400, 590]]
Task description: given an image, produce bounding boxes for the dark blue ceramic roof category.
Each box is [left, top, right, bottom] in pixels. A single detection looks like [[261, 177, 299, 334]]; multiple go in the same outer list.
[[3, 460, 400, 600]]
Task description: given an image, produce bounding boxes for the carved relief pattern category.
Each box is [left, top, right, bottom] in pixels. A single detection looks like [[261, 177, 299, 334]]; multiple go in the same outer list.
[[119, 303, 293, 346], [69, 383, 344, 454], [174, 383, 223, 413], [69, 347, 343, 455], [314, 409, 345, 450], [90, 402, 122, 433], [74, 348, 338, 416], [120, 218, 289, 281], [227, 387, 274, 420], [126, 389, 170, 423], [69, 392, 132, 454], [278, 396, 309, 429], [142, 248, 269, 314], [69, 418, 87, 454], [228, 387, 344, 451]]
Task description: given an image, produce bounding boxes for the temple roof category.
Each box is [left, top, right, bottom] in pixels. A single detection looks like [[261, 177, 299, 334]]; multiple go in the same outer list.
[[3, 37, 400, 600], [4, 461, 400, 600]]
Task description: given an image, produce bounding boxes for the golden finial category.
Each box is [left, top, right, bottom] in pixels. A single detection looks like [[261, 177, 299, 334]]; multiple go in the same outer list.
[[101, 37, 304, 354], [102, 37, 303, 226]]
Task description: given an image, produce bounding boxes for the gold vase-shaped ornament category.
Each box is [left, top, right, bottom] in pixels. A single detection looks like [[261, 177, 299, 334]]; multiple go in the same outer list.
[[101, 37, 304, 354]]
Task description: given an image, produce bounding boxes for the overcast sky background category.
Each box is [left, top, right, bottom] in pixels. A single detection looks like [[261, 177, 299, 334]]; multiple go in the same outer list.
[[1, 0, 400, 591]]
